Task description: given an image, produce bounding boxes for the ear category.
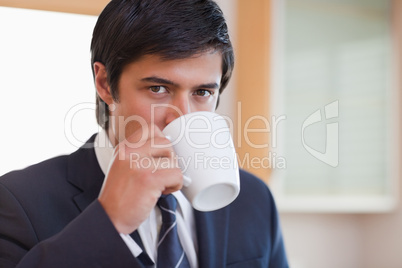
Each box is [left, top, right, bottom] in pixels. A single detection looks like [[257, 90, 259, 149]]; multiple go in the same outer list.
[[94, 62, 114, 105]]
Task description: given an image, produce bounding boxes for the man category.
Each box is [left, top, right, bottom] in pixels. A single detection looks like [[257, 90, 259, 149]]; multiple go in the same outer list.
[[0, 0, 289, 267]]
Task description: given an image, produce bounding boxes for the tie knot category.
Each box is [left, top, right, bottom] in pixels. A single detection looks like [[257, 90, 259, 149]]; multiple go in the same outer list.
[[157, 194, 177, 223]]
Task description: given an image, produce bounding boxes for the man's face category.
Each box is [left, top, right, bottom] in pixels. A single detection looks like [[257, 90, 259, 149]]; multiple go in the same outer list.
[[106, 51, 223, 146]]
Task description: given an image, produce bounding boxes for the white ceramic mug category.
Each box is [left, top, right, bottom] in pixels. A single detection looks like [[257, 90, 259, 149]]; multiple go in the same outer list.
[[162, 111, 240, 211]]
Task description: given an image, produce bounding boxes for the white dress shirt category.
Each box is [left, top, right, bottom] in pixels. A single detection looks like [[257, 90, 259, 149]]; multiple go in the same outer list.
[[94, 130, 198, 267]]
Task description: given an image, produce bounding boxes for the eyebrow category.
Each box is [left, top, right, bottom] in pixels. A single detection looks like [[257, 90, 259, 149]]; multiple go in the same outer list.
[[141, 76, 220, 90]]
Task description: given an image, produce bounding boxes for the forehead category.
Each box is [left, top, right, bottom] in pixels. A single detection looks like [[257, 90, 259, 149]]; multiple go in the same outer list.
[[121, 51, 223, 81]]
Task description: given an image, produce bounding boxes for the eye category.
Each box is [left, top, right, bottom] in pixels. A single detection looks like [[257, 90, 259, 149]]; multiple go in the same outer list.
[[149, 86, 168, 94], [194, 89, 214, 97]]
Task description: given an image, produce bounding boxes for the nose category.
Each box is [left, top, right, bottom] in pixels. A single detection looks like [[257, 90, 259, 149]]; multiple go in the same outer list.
[[165, 94, 191, 126]]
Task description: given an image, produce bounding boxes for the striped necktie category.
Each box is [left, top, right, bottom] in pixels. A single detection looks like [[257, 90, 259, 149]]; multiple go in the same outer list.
[[157, 194, 190, 268]]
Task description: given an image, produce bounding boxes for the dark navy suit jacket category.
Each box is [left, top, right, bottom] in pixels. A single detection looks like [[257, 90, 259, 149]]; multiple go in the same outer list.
[[0, 135, 288, 268]]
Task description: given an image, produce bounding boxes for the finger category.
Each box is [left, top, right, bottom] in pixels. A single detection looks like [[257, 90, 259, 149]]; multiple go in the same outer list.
[[149, 137, 175, 158], [150, 156, 179, 172], [154, 167, 184, 194]]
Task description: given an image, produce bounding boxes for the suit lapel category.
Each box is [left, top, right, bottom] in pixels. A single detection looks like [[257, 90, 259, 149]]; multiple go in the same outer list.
[[66, 134, 105, 212], [195, 207, 230, 267]]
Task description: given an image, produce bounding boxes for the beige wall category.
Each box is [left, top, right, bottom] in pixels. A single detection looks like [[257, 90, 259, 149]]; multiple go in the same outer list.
[[234, 0, 272, 183]]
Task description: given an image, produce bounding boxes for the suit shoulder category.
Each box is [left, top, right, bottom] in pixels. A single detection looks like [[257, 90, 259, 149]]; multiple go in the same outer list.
[[235, 169, 277, 209], [0, 155, 69, 192], [239, 169, 272, 194]]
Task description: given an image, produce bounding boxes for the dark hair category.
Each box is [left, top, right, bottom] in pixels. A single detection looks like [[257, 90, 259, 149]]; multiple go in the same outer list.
[[91, 0, 235, 129]]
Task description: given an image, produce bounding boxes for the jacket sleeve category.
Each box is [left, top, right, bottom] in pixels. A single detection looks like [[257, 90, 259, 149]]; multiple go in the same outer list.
[[0, 182, 143, 268], [0, 182, 36, 268]]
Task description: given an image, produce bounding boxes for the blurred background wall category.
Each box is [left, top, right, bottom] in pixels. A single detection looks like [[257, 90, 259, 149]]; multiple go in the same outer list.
[[1, 0, 402, 267]]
